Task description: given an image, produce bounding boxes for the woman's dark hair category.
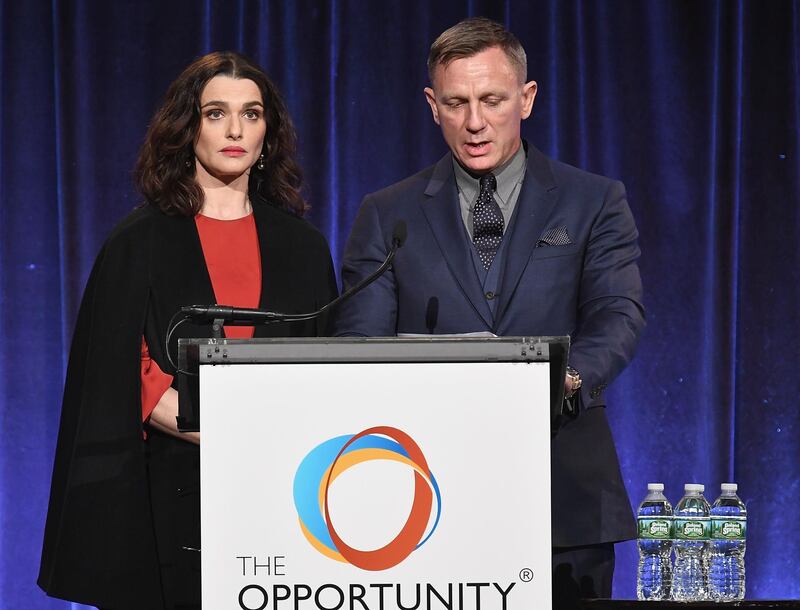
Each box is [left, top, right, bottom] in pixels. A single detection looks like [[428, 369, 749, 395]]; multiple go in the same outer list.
[[135, 51, 307, 216]]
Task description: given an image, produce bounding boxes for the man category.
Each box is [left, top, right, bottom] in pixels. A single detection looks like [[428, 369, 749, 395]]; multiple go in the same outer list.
[[335, 17, 645, 600]]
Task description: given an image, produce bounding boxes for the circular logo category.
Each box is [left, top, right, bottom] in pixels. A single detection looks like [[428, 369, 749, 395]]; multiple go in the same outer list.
[[293, 426, 441, 571]]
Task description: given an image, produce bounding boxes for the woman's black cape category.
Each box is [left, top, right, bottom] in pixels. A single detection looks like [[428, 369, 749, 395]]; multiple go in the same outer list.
[[38, 201, 337, 609]]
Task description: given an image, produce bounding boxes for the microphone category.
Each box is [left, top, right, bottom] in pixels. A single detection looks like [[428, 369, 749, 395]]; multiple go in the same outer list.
[[392, 220, 407, 248], [178, 304, 283, 324], [425, 296, 439, 334], [180, 220, 408, 325]]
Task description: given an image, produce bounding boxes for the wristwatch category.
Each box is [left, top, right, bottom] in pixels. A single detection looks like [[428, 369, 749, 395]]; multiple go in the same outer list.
[[565, 366, 582, 399]]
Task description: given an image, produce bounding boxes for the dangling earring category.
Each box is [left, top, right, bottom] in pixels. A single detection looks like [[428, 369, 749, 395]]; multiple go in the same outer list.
[[256, 154, 265, 171], [185, 155, 194, 169]]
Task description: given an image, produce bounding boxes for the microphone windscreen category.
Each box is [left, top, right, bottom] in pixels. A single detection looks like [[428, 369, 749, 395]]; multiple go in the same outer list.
[[392, 220, 408, 248], [425, 296, 439, 334]]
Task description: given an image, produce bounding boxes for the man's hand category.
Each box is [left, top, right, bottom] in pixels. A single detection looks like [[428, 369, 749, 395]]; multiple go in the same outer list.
[[564, 367, 582, 400]]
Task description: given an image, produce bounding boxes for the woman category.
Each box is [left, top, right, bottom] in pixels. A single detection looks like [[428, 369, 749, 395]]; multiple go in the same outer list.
[[38, 52, 337, 610]]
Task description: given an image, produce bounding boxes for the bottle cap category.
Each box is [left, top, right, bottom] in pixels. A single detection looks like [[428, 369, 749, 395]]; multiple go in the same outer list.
[[647, 483, 664, 491], [684, 483, 704, 492], [721, 483, 738, 492]]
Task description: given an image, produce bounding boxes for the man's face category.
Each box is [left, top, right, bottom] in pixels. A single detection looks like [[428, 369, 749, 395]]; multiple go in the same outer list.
[[425, 47, 537, 175]]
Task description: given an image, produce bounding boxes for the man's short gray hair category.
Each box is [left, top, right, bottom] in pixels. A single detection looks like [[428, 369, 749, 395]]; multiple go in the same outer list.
[[427, 17, 527, 85]]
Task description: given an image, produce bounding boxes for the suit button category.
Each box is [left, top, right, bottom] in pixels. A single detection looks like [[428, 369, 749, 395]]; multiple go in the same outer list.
[[485, 291, 495, 300]]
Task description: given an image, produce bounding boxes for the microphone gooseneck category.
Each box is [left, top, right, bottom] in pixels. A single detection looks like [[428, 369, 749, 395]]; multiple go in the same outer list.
[[165, 220, 407, 372], [176, 220, 408, 326]]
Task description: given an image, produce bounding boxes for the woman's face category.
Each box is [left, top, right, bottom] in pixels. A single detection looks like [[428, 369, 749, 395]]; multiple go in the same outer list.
[[194, 75, 267, 185]]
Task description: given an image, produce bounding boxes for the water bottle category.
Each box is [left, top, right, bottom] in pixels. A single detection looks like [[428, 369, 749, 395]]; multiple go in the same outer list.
[[636, 483, 673, 600], [709, 483, 746, 600], [672, 483, 710, 601]]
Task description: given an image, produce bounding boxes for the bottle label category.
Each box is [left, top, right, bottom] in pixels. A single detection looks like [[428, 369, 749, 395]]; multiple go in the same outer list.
[[674, 517, 710, 539], [712, 516, 746, 540], [637, 517, 672, 539]]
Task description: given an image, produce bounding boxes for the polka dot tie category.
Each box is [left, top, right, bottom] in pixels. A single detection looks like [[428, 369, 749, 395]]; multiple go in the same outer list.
[[472, 173, 504, 270]]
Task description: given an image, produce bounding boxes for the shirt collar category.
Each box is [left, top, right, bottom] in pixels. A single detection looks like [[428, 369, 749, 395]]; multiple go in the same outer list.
[[452, 143, 527, 207]]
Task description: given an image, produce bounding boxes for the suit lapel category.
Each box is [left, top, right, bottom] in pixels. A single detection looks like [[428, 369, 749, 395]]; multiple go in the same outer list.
[[420, 154, 493, 328], [495, 145, 559, 324]]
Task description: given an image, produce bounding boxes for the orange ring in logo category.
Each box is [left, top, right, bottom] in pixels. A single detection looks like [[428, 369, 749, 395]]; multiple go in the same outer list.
[[322, 426, 433, 571]]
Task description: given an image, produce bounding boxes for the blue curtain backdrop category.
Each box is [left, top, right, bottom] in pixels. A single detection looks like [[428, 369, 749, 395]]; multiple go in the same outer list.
[[1, 0, 798, 607]]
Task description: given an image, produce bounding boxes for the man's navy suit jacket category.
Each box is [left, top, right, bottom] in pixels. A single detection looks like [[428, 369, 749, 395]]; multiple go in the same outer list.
[[335, 143, 645, 546]]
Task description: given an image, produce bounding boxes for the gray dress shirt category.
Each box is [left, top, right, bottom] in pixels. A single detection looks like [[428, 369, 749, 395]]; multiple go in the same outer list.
[[453, 144, 527, 238]]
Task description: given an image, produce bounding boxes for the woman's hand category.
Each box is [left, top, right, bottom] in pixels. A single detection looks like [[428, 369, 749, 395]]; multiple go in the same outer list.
[[147, 387, 200, 445]]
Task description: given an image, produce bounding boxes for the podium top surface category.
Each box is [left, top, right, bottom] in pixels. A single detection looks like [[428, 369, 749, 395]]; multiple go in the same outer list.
[[175, 336, 571, 431], [179, 335, 569, 365]]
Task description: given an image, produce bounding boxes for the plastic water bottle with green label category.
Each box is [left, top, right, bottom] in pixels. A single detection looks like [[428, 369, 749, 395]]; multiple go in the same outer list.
[[672, 483, 710, 600], [709, 483, 746, 600], [636, 483, 673, 600]]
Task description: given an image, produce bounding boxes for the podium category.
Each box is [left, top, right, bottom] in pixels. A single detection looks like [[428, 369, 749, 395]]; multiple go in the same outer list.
[[178, 336, 568, 610]]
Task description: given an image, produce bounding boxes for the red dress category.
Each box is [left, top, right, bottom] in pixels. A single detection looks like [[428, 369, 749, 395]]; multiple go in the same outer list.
[[140, 213, 261, 421]]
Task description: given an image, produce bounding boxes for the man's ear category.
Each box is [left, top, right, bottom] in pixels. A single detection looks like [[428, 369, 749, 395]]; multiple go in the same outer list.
[[520, 80, 538, 120], [424, 87, 440, 125]]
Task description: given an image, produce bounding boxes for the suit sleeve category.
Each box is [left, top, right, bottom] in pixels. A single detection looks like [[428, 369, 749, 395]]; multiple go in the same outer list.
[[334, 195, 399, 337], [570, 180, 645, 409]]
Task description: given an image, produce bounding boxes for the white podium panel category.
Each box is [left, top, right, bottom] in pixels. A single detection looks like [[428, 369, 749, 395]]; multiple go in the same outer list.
[[201, 361, 552, 609]]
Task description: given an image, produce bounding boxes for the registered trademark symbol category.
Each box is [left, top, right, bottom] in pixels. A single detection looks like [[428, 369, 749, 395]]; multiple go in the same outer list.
[[519, 567, 533, 582]]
